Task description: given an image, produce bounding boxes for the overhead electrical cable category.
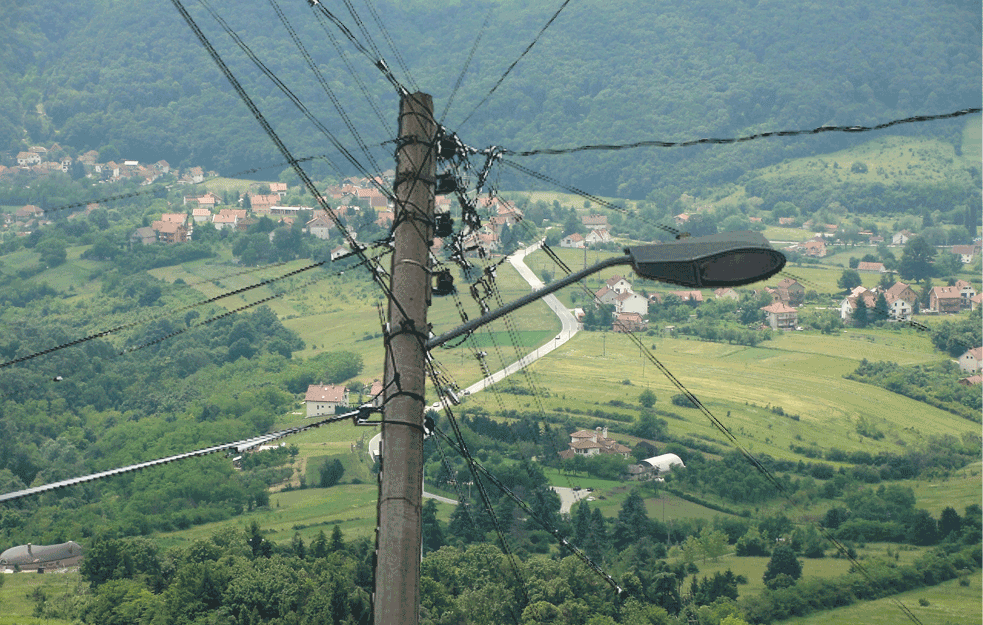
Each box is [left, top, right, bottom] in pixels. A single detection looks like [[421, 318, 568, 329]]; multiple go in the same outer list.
[[439, 10, 493, 125], [169, 0, 406, 325], [0, 408, 374, 503], [359, 0, 419, 93], [458, 0, 575, 128], [0, 259, 331, 371], [505, 108, 982, 156], [267, 0, 391, 185], [197, 0, 394, 202]]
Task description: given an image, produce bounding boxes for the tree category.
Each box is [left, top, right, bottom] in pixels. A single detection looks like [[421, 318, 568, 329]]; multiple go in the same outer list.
[[421, 499, 445, 554], [873, 293, 889, 323], [837, 269, 862, 291], [907, 510, 938, 545], [853, 297, 869, 328], [735, 527, 768, 557], [762, 545, 801, 589], [639, 388, 657, 408], [935, 251, 962, 278], [898, 236, 936, 282], [938, 507, 961, 539], [330, 524, 345, 552], [319, 459, 345, 488]]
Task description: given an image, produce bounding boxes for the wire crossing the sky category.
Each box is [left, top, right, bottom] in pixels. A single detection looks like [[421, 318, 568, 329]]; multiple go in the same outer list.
[[504, 108, 982, 156]]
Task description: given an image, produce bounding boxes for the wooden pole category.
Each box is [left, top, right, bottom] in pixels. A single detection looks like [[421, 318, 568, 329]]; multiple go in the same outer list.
[[374, 92, 435, 625]]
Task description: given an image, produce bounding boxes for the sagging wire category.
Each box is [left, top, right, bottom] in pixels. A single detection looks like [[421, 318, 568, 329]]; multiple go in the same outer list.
[[307, 0, 408, 97], [426, 358, 529, 624], [439, 10, 493, 125], [120, 250, 389, 356], [198, 0, 396, 204], [457, 0, 575, 129], [0, 407, 374, 504], [505, 108, 982, 157], [268, 0, 391, 187], [359, 0, 419, 94], [170, 0, 407, 328], [433, 425, 630, 600]]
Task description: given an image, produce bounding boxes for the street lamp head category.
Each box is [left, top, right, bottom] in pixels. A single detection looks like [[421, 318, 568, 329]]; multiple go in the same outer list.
[[627, 230, 786, 288]]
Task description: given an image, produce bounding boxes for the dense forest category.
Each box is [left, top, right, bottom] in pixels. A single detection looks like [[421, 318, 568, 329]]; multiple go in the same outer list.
[[1, 0, 980, 198]]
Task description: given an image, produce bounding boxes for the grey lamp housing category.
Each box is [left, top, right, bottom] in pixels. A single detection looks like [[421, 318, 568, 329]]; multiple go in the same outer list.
[[628, 230, 787, 288]]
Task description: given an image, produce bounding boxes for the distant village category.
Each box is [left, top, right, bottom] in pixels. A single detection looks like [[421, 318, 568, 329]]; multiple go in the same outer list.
[[2, 144, 526, 260]]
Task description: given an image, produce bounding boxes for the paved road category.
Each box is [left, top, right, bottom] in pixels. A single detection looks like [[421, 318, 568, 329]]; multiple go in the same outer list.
[[551, 486, 592, 514], [430, 238, 581, 405]]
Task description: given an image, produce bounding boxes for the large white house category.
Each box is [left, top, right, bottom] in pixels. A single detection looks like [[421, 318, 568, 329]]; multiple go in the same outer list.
[[305, 384, 350, 417]]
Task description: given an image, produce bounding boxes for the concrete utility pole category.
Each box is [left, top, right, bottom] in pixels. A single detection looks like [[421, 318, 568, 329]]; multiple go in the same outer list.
[[374, 92, 436, 625]]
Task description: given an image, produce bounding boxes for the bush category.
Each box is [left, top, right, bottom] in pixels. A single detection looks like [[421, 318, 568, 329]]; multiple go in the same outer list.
[[671, 394, 696, 408]]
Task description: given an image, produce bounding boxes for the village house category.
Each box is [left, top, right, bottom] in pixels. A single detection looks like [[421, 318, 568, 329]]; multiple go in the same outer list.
[[16, 151, 41, 166], [614, 291, 648, 316], [331, 245, 351, 261], [892, 230, 913, 246], [839, 288, 877, 323], [305, 384, 350, 417], [581, 214, 609, 229], [670, 290, 704, 303], [306, 216, 334, 240], [958, 375, 982, 386], [929, 286, 963, 314], [15, 205, 44, 221], [159, 213, 188, 226], [959, 347, 983, 374], [713, 287, 739, 300], [270, 182, 288, 195], [192, 207, 212, 223], [954, 280, 977, 308], [212, 213, 237, 230], [613, 312, 647, 333], [971, 293, 983, 311], [761, 301, 798, 330], [775, 277, 805, 306], [558, 427, 632, 460], [857, 261, 886, 273], [151, 220, 188, 243], [130, 226, 157, 246], [883, 282, 916, 321], [249, 194, 280, 214], [585, 228, 613, 245], [950, 244, 978, 264], [560, 233, 585, 248]]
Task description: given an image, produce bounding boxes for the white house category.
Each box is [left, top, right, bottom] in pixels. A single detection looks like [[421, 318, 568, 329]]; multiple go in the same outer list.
[[614, 291, 648, 316], [560, 233, 585, 248], [305, 384, 350, 417], [959, 347, 983, 373], [306, 216, 333, 240], [585, 228, 612, 245], [892, 230, 913, 246]]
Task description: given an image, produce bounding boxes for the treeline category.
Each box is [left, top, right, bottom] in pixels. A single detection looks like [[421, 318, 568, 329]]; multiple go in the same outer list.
[[845, 359, 982, 423]]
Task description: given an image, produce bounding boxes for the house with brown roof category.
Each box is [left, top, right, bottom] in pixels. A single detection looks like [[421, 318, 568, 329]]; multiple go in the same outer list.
[[250, 194, 280, 214], [775, 277, 805, 306], [929, 286, 962, 314], [585, 228, 613, 245], [839, 288, 877, 323], [954, 280, 977, 308], [151, 220, 188, 243], [192, 207, 213, 223], [212, 213, 238, 230], [131, 226, 157, 246], [270, 182, 287, 195], [305, 384, 350, 417], [892, 230, 913, 246], [15, 205, 44, 221], [582, 214, 609, 228], [797, 239, 827, 257], [613, 312, 647, 333], [761, 301, 798, 330], [950, 245, 977, 264], [882, 283, 915, 321], [560, 233, 585, 248], [16, 152, 41, 166], [959, 347, 983, 373], [159, 213, 188, 226], [958, 375, 982, 386], [714, 287, 739, 300], [971, 293, 983, 311], [857, 261, 886, 273], [670, 290, 704, 303], [559, 427, 632, 460], [306, 216, 334, 240]]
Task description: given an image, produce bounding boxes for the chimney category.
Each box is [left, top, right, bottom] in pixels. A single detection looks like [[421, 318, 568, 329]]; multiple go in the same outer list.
[[27, 543, 32, 556], [602, 426, 608, 440], [594, 427, 601, 443]]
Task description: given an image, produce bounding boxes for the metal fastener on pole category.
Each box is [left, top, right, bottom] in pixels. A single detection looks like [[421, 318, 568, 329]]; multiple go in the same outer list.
[[374, 91, 435, 625]]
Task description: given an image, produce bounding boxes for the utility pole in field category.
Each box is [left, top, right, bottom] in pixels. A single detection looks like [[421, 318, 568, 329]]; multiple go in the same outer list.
[[374, 91, 436, 625]]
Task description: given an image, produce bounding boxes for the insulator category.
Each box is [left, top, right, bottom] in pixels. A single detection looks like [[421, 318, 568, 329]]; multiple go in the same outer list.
[[435, 212, 454, 237], [435, 173, 458, 195], [434, 270, 455, 296]]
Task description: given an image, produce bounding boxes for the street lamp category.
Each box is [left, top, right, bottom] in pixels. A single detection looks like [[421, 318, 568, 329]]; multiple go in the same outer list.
[[426, 230, 785, 350]]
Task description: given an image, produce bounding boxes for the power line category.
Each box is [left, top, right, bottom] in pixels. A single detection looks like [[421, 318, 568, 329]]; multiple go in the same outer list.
[[458, 0, 575, 129], [504, 108, 983, 156], [0, 408, 374, 504]]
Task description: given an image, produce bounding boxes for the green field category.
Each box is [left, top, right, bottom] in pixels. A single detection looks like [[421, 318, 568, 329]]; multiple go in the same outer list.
[[0, 570, 84, 625], [777, 570, 982, 625]]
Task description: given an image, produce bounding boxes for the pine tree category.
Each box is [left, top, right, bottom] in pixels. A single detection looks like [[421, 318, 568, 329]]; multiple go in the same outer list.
[[762, 545, 801, 589]]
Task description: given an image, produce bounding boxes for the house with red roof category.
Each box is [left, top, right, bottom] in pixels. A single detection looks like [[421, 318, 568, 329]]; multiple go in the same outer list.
[[959, 347, 983, 373], [761, 301, 798, 330], [305, 384, 350, 417]]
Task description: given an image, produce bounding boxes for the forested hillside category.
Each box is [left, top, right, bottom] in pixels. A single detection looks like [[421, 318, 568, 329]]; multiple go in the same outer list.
[[1, 0, 980, 197]]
